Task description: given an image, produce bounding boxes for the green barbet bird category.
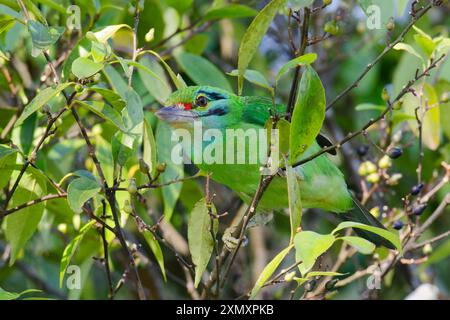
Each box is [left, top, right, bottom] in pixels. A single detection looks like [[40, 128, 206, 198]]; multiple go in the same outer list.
[[156, 86, 393, 248]]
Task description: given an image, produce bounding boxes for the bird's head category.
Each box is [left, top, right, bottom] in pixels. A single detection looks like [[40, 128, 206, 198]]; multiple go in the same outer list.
[[155, 86, 242, 131]]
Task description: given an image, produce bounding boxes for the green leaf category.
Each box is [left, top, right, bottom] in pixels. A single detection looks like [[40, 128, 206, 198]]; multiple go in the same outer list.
[[338, 236, 376, 254], [143, 119, 157, 177], [393, 43, 423, 61], [121, 87, 144, 135], [67, 176, 101, 213], [0, 287, 41, 300], [166, 0, 193, 13], [306, 271, 344, 278], [0, 5, 22, 19], [15, 82, 72, 127], [289, 65, 326, 163], [0, 145, 19, 190], [435, 80, 450, 140], [87, 86, 126, 110], [5, 170, 47, 265], [111, 131, 135, 167], [294, 231, 335, 275], [202, 4, 258, 22], [0, 19, 15, 36], [24, 0, 46, 24], [286, 164, 302, 243], [76, 100, 125, 131], [420, 238, 450, 271], [12, 112, 36, 155], [332, 221, 402, 253], [188, 198, 218, 288], [91, 40, 108, 63], [134, 58, 172, 104], [355, 103, 385, 112], [403, 83, 441, 150], [72, 57, 104, 79], [103, 64, 128, 98], [59, 220, 96, 287], [412, 26, 435, 58], [143, 50, 186, 90], [237, 0, 287, 94], [176, 52, 232, 92], [156, 121, 184, 221], [0, 145, 18, 162], [249, 245, 293, 299], [228, 69, 272, 91], [36, 0, 66, 14], [143, 232, 167, 282], [27, 20, 64, 57], [275, 53, 317, 84], [288, 0, 314, 10], [91, 24, 131, 43]]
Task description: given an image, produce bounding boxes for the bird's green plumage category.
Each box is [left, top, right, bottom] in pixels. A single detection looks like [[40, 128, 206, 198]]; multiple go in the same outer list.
[[156, 85, 396, 248], [157, 85, 353, 213]]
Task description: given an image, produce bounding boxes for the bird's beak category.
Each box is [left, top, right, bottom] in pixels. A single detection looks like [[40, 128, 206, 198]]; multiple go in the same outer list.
[[155, 105, 197, 124]]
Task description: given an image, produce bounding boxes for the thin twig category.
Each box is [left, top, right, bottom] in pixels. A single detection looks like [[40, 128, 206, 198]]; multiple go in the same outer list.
[[325, 2, 434, 111]]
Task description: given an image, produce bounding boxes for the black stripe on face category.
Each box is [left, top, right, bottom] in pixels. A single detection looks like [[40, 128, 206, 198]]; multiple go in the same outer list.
[[199, 106, 228, 117], [197, 90, 227, 101]]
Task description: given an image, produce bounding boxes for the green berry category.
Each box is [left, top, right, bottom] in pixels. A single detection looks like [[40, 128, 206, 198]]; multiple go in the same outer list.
[[386, 21, 395, 31], [366, 172, 380, 184], [127, 178, 138, 195], [324, 20, 339, 35], [381, 88, 390, 102], [378, 155, 392, 169], [422, 243, 432, 255], [157, 163, 166, 173], [139, 159, 150, 174], [123, 200, 133, 214]]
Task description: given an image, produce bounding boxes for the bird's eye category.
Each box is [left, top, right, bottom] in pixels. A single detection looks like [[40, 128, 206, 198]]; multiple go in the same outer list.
[[195, 95, 208, 107]]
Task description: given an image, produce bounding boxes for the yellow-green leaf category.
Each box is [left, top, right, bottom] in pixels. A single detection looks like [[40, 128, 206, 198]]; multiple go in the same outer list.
[[275, 53, 317, 84], [15, 82, 72, 127], [332, 221, 402, 253], [143, 118, 157, 177], [5, 171, 47, 265], [176, 52, 232, 92], [59, 220, 95, 287], [294, 231, 335, 275], [286, 164, 302, 243], [249, 245, 293, 299], [188, 198, 218, 288], [338, 236, 376, 254], [67, 176, 101, 213], [289, 65, 326, 163], [237, 0, 287, 94], [143, 232, 166, 282]]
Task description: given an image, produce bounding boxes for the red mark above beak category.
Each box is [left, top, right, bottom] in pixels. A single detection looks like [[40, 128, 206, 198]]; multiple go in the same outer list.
[[183, 103, 192, 110]]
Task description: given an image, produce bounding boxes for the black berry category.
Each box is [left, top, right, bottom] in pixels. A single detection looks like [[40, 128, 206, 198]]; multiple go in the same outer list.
[[305, 279, 317, 292], [356, 145, 369, 157], [387, 147, 403, 159], [412, 203, 427, 216], [411, 183, 424, 196], [325, 279, 338, 291], [393, 220, 403, 230]]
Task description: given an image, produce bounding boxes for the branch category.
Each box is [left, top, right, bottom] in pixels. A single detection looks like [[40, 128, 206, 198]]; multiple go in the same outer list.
[[289, 54, 446, 169], [285, 7, 310, 120], [325, 2, 434, 111], [128, 0, 141, 86]]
